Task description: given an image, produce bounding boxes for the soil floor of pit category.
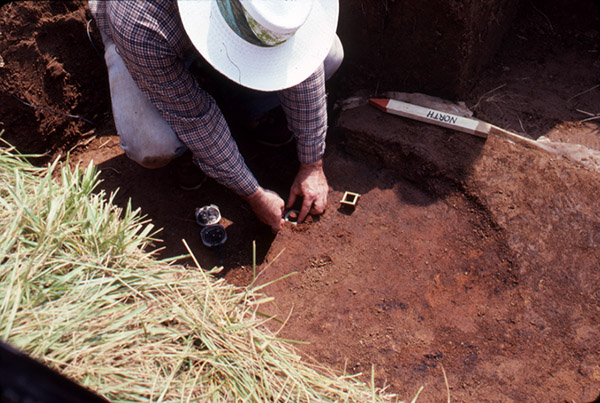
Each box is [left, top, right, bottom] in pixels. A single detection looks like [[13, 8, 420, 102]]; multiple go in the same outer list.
[[1, 2, 600, 402]]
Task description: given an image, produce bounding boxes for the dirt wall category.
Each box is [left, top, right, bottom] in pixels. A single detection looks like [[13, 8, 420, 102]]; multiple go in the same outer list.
[[337, 0, 520, 99], [0, 1, 109, 158]]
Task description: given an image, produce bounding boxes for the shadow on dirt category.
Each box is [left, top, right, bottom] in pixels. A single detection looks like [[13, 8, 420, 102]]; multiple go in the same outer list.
[[92, 115, 479, 277], [327, 115, 487, 210], [92, 121, 317, 274]]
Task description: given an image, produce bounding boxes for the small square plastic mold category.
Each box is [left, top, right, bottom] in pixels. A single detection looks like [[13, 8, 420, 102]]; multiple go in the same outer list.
[[340, 191, 360, 207]]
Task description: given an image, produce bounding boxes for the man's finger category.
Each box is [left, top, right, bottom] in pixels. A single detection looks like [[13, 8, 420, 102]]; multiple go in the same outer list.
[[310, 199, 326, 215], [272, 218, 284, 233], [286, 189, 299, 209], [297, 198, 313, 223]]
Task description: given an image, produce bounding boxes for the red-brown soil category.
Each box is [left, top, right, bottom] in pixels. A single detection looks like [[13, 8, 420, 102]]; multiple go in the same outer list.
[[1, 2, 599, 402]]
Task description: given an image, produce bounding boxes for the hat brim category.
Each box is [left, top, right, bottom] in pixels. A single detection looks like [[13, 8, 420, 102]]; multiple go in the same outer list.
[[177, 0, 339, 92]]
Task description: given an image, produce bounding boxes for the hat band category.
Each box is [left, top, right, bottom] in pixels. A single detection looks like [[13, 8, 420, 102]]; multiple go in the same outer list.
[[216, 0, 293, 47]]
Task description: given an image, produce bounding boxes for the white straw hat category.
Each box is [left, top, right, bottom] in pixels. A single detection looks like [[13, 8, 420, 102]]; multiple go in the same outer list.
[[177, 0, 339, 91]]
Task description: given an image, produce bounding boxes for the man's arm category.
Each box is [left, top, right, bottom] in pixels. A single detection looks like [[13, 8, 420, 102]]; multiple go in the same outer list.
[[278, 64, 329, 222], [95, 1, 287, 231], [105, 1, 260, 196]]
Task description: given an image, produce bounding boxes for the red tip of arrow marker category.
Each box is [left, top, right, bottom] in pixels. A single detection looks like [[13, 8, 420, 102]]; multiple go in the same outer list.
[[369, 98, 390, 112]]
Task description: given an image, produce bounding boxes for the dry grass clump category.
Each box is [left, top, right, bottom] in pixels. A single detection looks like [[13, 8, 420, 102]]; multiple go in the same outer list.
[[0, 144, 396, 402]]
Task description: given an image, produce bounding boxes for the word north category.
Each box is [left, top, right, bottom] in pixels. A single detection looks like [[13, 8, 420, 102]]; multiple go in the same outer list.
[[426, 110, 458, 125]]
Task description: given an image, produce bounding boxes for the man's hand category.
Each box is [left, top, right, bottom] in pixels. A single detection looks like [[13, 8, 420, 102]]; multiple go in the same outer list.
[[287, 159, 328, 223], [243, 187, 285, 232]]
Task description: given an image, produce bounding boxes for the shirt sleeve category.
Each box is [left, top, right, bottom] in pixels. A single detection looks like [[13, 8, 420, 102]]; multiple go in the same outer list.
[[100, 1, 259, 196], [278, 64, 328, 164]]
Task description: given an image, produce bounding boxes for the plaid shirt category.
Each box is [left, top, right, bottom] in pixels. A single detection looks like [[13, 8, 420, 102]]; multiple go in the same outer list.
[[89, 0, 328, 196]]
